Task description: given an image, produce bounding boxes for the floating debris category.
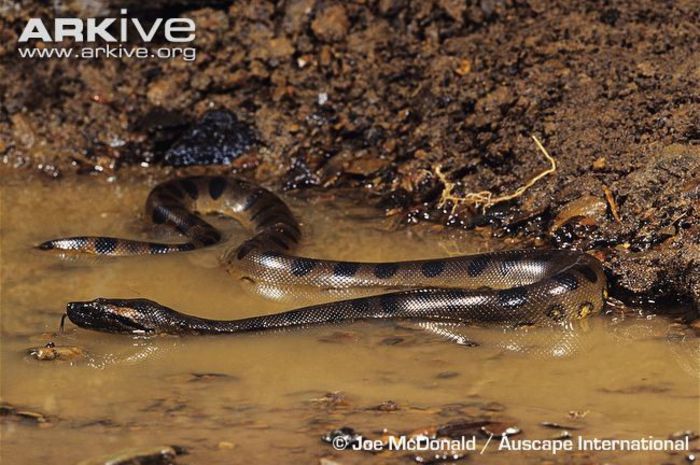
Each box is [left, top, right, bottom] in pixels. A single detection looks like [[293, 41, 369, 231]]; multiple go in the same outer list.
[[26, 342, 86, 362]]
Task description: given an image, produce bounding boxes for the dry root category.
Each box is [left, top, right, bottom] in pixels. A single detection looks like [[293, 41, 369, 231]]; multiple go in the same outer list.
[[434, 135, 557, 214]]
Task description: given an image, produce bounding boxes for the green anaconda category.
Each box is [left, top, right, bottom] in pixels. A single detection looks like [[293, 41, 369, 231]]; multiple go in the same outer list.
[[39, 176, 607, 336]]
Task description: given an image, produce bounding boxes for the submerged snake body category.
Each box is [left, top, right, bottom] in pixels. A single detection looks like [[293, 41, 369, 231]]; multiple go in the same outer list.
[[40, 176, 607, 335]]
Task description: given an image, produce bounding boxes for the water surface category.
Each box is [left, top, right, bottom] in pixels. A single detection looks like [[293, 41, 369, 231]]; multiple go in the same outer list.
[[1, 174, 697, 464]]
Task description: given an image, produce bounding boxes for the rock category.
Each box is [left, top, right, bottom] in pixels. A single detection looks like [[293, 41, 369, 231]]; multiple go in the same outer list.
[[311, 4, 350, 42], [163, 110, 256, 166]]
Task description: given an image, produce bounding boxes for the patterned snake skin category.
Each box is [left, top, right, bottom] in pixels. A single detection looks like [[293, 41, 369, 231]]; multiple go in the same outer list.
[[39, 176, 607, 335]]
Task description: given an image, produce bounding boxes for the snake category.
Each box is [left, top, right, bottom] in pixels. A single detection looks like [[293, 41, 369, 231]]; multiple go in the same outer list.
[[39, 176, 607, 336]]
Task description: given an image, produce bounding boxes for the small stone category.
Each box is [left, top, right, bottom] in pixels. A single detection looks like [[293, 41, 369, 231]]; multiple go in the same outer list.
[[592, 156, 607, 170], [455, 58, 471, 76], [218, 441, 235, 449], [311, 4, 350, 42]]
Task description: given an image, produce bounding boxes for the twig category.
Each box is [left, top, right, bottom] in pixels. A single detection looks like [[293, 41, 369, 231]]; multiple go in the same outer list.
[[603, 186, 621, 223]]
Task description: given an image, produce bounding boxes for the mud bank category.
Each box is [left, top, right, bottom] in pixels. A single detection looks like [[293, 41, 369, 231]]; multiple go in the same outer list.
[[0, 0, 698, 307]]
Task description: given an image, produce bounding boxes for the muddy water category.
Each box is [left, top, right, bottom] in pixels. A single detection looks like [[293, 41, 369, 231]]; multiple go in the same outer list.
[[1, 174, 698, 465]]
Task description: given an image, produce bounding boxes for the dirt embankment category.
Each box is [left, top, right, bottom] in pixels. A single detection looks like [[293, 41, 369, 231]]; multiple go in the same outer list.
[[0, 1, 698, 308]]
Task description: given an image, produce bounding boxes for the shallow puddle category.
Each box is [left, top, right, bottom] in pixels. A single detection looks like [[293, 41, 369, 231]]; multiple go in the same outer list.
[[1, 174, 698, 464]]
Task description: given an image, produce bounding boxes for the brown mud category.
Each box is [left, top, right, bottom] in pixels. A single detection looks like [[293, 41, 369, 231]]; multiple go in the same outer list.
[[0, 0, 698, 308]]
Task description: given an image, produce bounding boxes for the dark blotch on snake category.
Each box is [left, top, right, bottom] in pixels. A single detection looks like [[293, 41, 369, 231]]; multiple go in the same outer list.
[[380, 295, 400, 314], [250, 204, 270, 221], [95, 238, 117, 254], [257, 212, 288, 229], [269, 236, 290, 250], [467, 256, 490, 277], [243, 190, 265, 211], [164, 185, 184, 199], [572, 263, 598, 283], [260, 250, 283, 260], [545, 304, 566, 322], [149, 243, 170, 254], [351, 298, 371, 313], [374, 263, 399, 279], [151, 206, 167, 224], [578, 301, 594, 316], [333, 263, 360, 278], [498, 259, 519, 277], [236, 242, 255, 260], [179, 179, 198, 200], [553, 272, 579, 291], [291, 258, 316, 277], [497, 287, 528, 308], [198, 231, 221, 246], [277, 225, 300, 244], [208, 177, 227, 200], [421, 261, 445, 278]]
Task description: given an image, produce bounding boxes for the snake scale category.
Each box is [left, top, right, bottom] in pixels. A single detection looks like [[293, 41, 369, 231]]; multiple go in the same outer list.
[[39, 176, 607, 336]]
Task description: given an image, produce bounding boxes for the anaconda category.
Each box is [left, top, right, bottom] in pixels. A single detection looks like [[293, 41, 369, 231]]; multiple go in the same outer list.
[[39, 176, 607, 335]]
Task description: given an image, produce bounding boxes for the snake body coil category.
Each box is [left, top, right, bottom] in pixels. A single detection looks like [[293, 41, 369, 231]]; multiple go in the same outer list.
[[40, 176, 607, 335]]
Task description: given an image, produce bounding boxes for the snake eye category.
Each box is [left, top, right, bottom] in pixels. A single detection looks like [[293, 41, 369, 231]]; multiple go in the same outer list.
[[577, 302, 594, 319]]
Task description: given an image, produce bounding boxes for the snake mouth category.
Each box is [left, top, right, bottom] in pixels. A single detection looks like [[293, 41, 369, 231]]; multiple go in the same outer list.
[[66, 300, 153, 334]]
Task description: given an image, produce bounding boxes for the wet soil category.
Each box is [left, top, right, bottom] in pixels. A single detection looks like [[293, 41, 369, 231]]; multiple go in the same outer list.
[[0, 0, 698, 306]]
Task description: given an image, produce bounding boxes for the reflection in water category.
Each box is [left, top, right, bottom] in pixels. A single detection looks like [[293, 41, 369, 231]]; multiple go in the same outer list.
[[1, 175, 698, 465]]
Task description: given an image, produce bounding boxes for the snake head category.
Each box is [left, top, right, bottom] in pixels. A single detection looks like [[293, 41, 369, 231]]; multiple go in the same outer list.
[[66, 298, 160, 335]]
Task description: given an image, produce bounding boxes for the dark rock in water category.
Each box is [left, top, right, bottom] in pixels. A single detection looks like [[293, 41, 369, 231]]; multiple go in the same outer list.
[[163, 110, 256, 166]]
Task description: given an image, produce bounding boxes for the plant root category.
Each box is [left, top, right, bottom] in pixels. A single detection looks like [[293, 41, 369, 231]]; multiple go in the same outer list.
[[434, 135, 558, 214]]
